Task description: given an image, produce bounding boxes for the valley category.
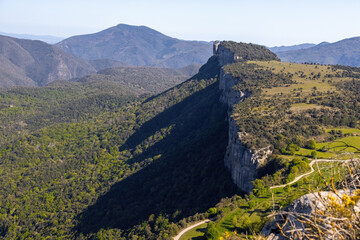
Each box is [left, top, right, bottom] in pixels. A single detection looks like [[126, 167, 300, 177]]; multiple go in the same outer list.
[[0, 25, 359, 240]]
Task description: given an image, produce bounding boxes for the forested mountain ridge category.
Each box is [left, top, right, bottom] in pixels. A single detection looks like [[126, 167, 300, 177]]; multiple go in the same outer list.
[[1, 39, 360, 240], [56, 24, 213, 68], [0, 35, 96, 88], [0, 52, 239, 239]]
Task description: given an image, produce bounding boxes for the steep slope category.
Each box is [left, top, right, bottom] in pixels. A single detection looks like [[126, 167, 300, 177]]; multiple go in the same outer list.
[[215, 40, 360, 194], [0, 55, 238, 239], [56, 24, 212, 68], [192, 43, 360, 239], [214, 41, 280, 192], [0, 35, 96, 88], [278, 36, 360, 66]]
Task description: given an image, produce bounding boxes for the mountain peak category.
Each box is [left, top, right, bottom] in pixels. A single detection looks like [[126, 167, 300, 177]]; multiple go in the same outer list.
[[56, 24, 212, 68]]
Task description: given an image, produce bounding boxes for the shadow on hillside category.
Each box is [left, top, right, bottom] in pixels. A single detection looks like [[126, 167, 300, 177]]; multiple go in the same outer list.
[[118, 86, 208, 156], [75, 82, 240, 235]]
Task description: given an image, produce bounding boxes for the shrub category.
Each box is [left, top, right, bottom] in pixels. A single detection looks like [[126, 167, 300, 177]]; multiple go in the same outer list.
[[207, 207, 217, 216], [305, 139, 317, 149]]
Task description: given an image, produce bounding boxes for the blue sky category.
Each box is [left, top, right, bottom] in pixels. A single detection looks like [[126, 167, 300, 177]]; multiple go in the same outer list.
[[0, 0, 359, 46]]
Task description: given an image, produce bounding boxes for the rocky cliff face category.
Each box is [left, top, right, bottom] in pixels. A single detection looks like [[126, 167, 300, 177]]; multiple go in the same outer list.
[[216, 42, 272, 193], [224, 116, 271, 192]]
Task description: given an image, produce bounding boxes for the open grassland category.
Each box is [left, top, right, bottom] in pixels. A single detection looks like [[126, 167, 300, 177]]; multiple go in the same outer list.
[[251, 61, 352, 96], [277, 128, 360, 160], [289, 103, 330, 112], [325, 127, 360, 135]]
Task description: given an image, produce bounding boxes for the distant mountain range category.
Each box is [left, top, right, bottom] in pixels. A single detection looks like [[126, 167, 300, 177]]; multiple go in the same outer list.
[[0, 35, 96, 88], [0, 32, 64, 44], [56, 24, 213, 68], [276, 37, 360, 66], [0, 24, 209, 89], [3, 23, 360, 89], [269, 43, 316, 53]]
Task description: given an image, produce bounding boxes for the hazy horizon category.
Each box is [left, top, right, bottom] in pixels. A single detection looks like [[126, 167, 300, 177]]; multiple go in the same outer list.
[[1, 0, 360, 47]]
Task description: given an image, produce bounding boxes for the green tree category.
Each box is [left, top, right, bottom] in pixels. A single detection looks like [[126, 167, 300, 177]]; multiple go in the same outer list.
[[306, 139, 317, 149], [207, 207, 217, 216], [252, 179, 265, 196], [204, 222, 220, 240]]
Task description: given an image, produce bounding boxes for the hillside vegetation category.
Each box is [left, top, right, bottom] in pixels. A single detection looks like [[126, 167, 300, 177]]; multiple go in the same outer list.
[[224, 61, 360, 153], [0, 80, 142, 146], [0, 62, 197, 147], [221, 41, 280, 62], [1, 40, 360, 240], [185, 57, 360, 239], [75, 65, 199, 94], [0, 55, 239, 239]]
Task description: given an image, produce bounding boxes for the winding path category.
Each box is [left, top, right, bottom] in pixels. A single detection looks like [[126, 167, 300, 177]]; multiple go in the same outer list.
[[173, 218, 212, 240], [173, 158, 360, 239], [269, 158, 360, 189]]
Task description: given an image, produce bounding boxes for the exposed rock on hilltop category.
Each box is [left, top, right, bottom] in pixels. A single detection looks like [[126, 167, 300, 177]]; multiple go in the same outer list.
[[0, 35, 96, 88], [56, 24, 212, 68]]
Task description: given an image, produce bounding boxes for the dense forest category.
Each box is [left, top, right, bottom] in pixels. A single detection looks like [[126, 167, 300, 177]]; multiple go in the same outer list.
[[0, 55, 239, 239], [1, 41, 360, 239]]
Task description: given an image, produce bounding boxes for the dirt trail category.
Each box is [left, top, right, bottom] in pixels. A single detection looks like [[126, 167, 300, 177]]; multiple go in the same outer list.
[[173, 158, 360, 239], [270, 158, 359, 189], [173, 219, 212, 240]]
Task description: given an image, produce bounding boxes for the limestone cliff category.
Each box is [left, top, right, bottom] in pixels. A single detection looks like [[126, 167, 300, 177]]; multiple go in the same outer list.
[[215, 41, 273, 193], [224, 116, 271, 193]]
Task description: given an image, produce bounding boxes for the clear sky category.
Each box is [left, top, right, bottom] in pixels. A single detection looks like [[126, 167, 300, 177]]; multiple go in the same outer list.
[[0, 0, 359, 46]]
